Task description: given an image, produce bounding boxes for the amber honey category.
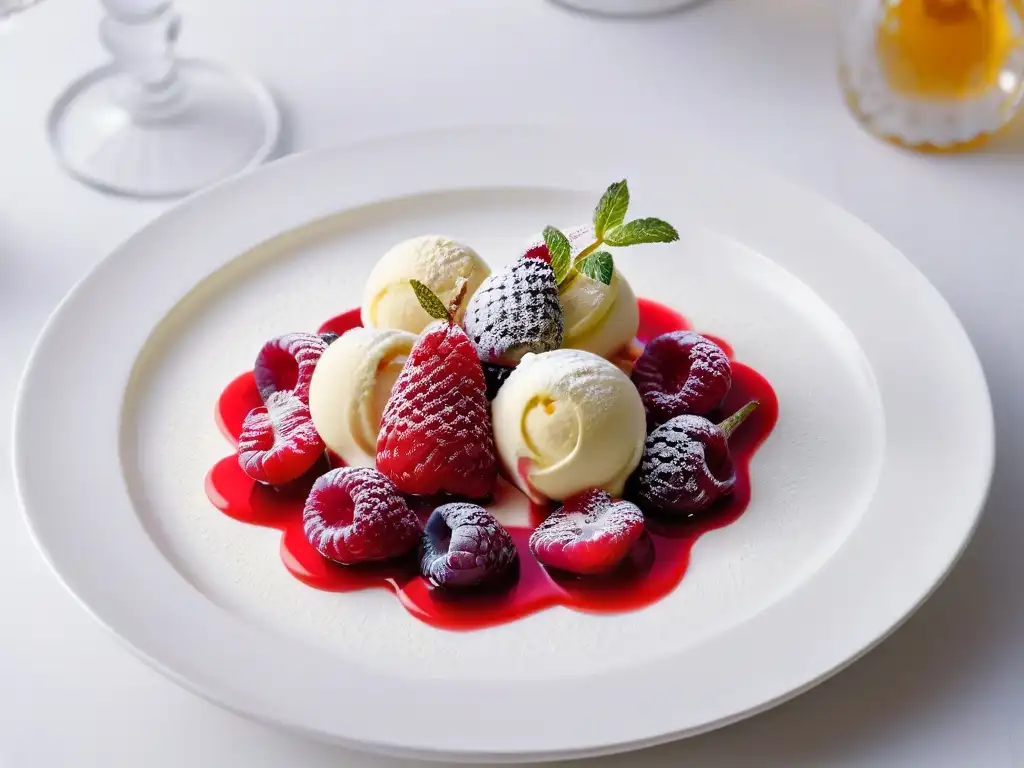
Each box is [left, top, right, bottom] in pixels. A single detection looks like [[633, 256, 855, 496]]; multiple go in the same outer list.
[[878, 0, 1017, 98], [840, 0, 1024, 150]]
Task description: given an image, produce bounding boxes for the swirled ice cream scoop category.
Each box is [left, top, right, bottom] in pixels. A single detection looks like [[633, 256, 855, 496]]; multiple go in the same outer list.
[[361, 235, 490, 334], [491, 348, 646, 502], [525, 225, 640, 361], [561, 268, 640, 360], [308, 327, 416, 467]]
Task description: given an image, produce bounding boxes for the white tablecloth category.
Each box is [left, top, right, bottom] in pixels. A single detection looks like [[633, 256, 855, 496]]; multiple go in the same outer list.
[[2, 1, 1022, 765]]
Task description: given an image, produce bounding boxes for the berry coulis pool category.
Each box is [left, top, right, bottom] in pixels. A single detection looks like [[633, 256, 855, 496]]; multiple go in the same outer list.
[[206, 299, 778, 630]]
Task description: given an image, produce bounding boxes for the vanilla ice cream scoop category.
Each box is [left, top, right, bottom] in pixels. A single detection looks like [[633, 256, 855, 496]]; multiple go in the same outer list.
[[561, 269, 640, 360], [308, 327, 416, 467], [491, 349, 646, 502], [361, 235, 490, 334]]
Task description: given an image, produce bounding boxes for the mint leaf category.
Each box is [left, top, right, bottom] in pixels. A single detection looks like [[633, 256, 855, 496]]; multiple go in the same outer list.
[[604, 217, 679, 247], [577, 250, 614, 285], [543, 226, 573, 285], [593, 180, 629, 239], [409, 279, 450, 321]]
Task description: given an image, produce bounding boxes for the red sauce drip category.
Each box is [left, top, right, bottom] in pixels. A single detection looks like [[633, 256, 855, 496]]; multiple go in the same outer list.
[[317, 307, 363, 339], [206, 300, 778, 630]]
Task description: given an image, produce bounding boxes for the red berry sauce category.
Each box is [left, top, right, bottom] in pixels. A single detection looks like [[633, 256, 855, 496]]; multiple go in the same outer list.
[[206, 301, 778, 630]]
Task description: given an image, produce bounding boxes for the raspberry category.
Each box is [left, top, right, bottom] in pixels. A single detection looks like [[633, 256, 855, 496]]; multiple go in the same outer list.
[[253, 332, 328, 403], [237, 391, 325, 486], [529, 490, 644, 575], [522, 243, 550, 262], [463, 256, 563, 364], [522, 224, 591, 263], [420, 503, 517, 588], [632, 331, 731, 426], [376, 321, 498, 498], [303, 467, 421, 565], [627, 401, 758, 515]]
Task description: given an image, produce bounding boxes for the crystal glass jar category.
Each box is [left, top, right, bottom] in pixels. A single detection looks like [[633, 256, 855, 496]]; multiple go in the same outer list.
[[840, 0, 1024, 150]]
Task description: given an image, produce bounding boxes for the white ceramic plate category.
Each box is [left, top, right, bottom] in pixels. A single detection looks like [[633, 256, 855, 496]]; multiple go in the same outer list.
[[14, 126, 993, 763]]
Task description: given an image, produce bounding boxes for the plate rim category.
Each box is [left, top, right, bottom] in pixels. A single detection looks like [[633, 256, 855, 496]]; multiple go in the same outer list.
[[12, 124, 995, 763]]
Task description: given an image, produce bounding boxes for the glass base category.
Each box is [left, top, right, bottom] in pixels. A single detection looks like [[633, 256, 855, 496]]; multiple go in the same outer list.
[[549, 0, 710, 16], [48, 59, 280, 199]]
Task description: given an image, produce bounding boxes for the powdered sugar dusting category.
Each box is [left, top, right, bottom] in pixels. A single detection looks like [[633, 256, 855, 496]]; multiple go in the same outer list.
[[362, 235, 489, 332], [629, 414, 734, 515], [237, 390, 324, 485], [303, 467, 420, 565], [376, 322, 497, 498], [253, 332, 328, 402], [492, 348, 647, 501], [515, 348, 624, 408], [463, 257, 563, 363], [398, 236, 481, 294], [633, 331, 731, 425], [528, 490, 644, 574], [420, 503, 517, 588]]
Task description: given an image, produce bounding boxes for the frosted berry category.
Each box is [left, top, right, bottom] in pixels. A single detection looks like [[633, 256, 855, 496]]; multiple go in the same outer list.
[[420, 503, 517, 588], [632, 331, 731, 425], [377, 282, 497, 498], [303, 467, 421, 565], [463, 256, 563, 364], [628, 401, 758, 515], [253, 332, 329, 403], [529, 490, 644, 575], [238, 391, 325, 486]]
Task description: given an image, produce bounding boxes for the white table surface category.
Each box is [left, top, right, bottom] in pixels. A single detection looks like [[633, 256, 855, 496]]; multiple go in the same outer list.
[[2, 1, 1022, 765]]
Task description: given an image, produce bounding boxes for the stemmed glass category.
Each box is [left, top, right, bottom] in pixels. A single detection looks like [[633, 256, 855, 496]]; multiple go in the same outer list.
[[0, 0, 41, 17], [43, 0, 280, 198]]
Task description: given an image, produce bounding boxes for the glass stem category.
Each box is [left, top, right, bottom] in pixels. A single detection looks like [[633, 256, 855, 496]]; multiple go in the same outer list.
[[100, 0, 183, 119]]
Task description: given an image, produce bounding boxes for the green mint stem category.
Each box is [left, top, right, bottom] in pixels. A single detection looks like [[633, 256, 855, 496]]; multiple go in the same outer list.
[[573, 239, 602, 265], [717, 400, 760, 439]]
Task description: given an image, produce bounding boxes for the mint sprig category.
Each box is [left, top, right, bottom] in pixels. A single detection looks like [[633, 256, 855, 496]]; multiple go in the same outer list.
[[410, 279, 452, 322], [604, 217, 679, 247], [542, 180, 679, 288], [592, 180, 629, 240], [577, 250, 614, 285], [543, 226, 573, 285]]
